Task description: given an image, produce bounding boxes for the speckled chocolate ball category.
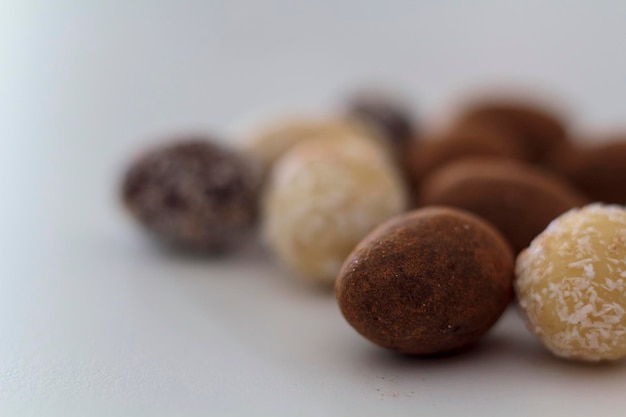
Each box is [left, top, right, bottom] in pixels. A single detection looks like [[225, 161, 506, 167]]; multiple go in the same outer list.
[[419, 158, 588, 253], [549, 138, 626, 204], [457, 99, 568, 163], [335, 207, 514, 355], [122, 138, 259, 252]]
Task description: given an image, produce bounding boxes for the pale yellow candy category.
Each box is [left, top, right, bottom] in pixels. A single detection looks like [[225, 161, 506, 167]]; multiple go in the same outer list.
[[263, 135, 407, 286], [245, 117, 386, 176], [515, 204, 626, 361]]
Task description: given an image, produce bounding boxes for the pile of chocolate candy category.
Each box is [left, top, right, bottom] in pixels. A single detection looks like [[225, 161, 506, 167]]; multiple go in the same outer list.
[[121, 90, 626, 363]]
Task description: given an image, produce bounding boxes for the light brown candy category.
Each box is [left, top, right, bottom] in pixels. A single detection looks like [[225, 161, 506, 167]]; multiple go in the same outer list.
[[516, 204, 626, 361], [245, 117, 383, 178], [263, 135, 407, 286]]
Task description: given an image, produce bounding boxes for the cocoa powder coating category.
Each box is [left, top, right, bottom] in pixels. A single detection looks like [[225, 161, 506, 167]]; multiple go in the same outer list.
[[457, 100, 568, 163], [549, 139, 626, 205], [419, 158, 588, 253], [407, 124, 526, 188], [335, 207, 514, 355]]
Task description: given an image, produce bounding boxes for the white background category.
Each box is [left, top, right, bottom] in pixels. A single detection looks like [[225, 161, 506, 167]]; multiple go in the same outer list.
[[2, 1, 626, 416]]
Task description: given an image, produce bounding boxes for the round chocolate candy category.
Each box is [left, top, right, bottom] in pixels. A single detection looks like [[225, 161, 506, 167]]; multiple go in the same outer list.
[[263, 135, 407, 286], [456, 99, 568, 163], [335, 207, 514, 355], [549, 138, 626, 204], [406, 123, 526, 191], [419, 158, 588, 253], [516, 204, 626, 361], [122, 138, 259, 252]]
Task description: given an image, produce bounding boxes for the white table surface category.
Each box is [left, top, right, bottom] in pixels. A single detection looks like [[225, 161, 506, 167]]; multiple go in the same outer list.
[[2, 2, 626, 416]]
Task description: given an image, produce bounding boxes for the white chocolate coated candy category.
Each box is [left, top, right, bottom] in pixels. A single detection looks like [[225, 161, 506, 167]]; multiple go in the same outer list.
[[516, 204, 626, 361], [245, 117, 383, 176], [263, 136, 407, 286]]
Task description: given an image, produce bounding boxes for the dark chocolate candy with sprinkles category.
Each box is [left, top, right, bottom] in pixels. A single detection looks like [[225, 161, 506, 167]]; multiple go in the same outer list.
[[122, 138, 259, 253]]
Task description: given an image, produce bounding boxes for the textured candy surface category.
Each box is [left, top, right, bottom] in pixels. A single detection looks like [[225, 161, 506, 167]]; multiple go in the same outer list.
[[263, 135, 406, 285], [336, 207, 514, 355], [516, 204, 626, 361], [122, 139, 259, 252]]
